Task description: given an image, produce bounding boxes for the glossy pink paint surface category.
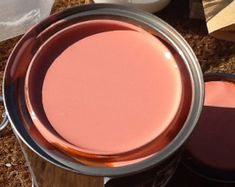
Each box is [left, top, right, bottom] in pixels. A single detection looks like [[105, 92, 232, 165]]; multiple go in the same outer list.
[[205, 81, 235, 107], [42, 20, 182, 155]]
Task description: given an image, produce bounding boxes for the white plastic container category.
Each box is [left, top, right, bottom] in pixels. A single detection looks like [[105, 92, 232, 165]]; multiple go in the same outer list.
[[0, 0, 54, 42], [93, 0, 171, 13]]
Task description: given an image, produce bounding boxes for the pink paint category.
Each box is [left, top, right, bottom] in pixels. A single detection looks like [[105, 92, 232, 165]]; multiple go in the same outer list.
[[205, 81, 235, 108], [41, 20, 183, 155], [186, 80, 235, 170]]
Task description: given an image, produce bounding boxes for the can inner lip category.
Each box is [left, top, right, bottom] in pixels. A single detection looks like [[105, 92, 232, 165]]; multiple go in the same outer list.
[[24, 18, 192, 166], [184, 73, 235, 182], [3, 4, 204, 176]]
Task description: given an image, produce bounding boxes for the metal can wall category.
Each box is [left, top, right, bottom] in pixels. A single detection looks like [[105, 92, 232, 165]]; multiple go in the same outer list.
[[17, 136, 181, 187]]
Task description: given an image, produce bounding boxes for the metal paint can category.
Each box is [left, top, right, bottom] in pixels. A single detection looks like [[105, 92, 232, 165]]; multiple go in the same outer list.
[[0, 4, 204, 187], [183, 73, 235, 183]]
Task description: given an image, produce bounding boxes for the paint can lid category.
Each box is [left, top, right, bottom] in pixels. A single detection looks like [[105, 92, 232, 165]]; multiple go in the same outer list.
[[183, 73, 235, 182]]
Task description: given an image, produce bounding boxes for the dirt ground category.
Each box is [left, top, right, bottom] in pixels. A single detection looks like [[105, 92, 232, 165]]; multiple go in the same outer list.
[[0, 0, 234, 187]]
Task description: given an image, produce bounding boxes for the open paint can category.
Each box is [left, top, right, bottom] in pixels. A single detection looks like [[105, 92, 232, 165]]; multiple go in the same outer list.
[[183, 73, 235, 183], [1, 4, 203, 187]]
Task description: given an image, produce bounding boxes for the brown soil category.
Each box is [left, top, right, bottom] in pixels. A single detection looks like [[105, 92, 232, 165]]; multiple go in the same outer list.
[[0, 0, 234, 187]]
